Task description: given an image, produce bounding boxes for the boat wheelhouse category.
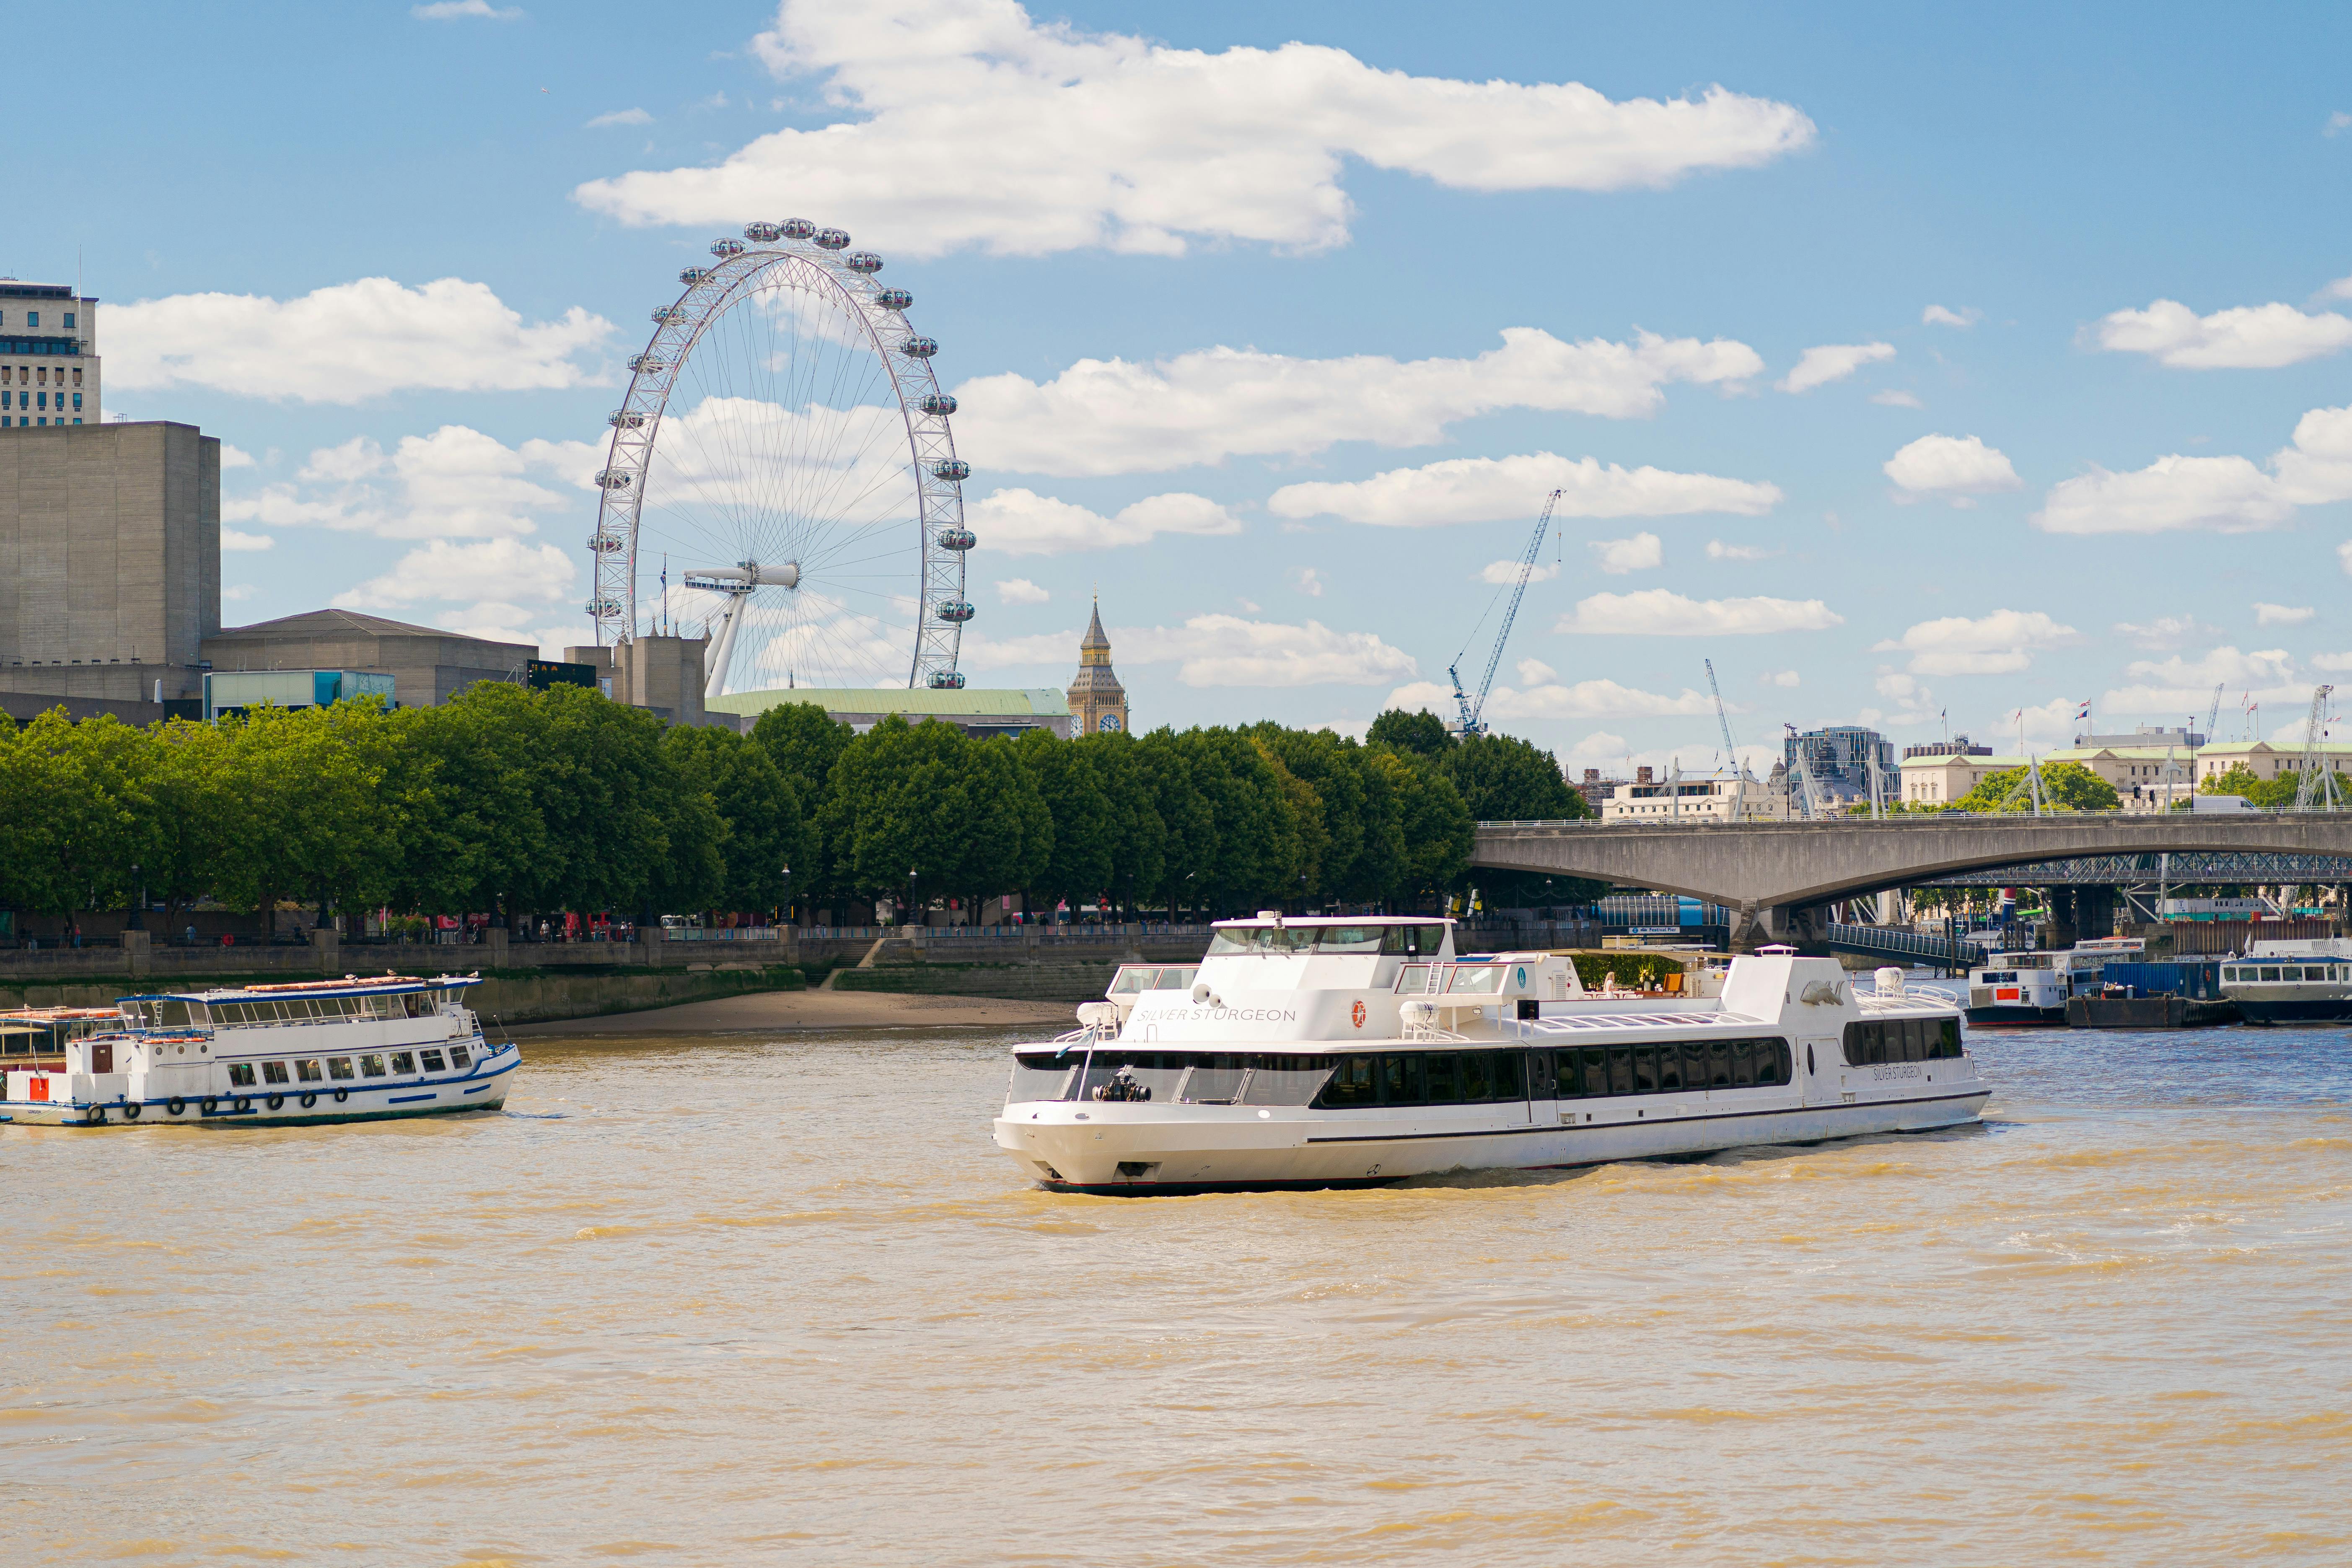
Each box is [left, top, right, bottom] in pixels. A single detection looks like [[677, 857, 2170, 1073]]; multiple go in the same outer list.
[[0, 974, 517, 1128], [1965, 947, 2110, 1025], [2220, 938, 2352, 1024], [993, 916, 1985, 1194]]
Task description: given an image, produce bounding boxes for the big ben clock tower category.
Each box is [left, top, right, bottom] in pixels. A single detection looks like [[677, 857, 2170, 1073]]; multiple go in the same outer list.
[[1066, 596, 1129, 735]]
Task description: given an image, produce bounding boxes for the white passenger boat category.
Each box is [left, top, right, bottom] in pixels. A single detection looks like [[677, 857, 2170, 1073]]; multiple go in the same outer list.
[[0, 974, 518, 1128], [993, 916, 1986, 1194], [2220, 938, 2352, 1024]]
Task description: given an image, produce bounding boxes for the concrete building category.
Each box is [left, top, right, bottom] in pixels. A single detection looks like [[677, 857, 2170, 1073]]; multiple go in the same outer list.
[[561, 635, 710, 727], [1601, 768, 1788, 823], [1901, 748, 2026, 806], [0, 420, 219, 705], [2186, 740, 2352, 788], [0, 280, 98, 428], [707, 684, 1071, 739], [201, 610, 534, 712], [203, 669, 398, 721], [1066, 597, 1129, 734], [1782, 724, 1895, 806]]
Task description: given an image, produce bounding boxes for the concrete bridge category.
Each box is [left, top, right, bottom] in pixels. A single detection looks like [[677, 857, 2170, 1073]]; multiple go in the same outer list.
[[1474, 814, 2352, 950]]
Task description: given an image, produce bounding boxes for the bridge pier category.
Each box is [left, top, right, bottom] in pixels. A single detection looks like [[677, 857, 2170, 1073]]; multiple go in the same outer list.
[[2042, 885, 2118, 950], [1730, 901, 1833, 954]]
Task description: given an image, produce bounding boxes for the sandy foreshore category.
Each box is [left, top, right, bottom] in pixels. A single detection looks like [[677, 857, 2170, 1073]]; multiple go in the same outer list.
[[505, 986, 1072, 1036]]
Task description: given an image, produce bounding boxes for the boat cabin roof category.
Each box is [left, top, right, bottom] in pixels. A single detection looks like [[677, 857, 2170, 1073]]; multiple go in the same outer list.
[[1209, 915, 1451, 928], [115, 973, 483, 1006]]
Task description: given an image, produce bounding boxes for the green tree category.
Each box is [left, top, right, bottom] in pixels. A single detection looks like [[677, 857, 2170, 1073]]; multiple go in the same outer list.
[[751, 701, 855, 897], [1075, 730, 1166, 920], [1439, 731, 1605, 905], [1366, 708, 1452, 757], [820, 718, 1049, 919], [661, 725, 802, 912], [211, 702, 396, 936], [1362, 748, 1474, 910], [1952, 760, 2121, 813], [1015, 727, 1112, 917], [0, 711, 161, 937], [2197, 762, 2317, 810], [1135, 728, 1215, 920]]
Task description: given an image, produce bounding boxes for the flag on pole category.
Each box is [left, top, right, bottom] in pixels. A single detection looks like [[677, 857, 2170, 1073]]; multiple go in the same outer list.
[[2075, 698, 2091, 720]]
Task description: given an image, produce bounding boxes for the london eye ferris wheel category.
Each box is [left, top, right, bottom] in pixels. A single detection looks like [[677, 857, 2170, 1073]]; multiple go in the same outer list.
[[587, 220, 973, 696]]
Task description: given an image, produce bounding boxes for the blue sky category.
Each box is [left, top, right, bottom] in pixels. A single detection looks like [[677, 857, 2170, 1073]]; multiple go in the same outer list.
[[26, 0, 2352, 769]]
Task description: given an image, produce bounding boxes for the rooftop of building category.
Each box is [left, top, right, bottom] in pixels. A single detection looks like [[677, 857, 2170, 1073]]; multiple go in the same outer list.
[[708, 686, 1070, 719], [204, 609, 531, 650], [0, 281, 82, 300]]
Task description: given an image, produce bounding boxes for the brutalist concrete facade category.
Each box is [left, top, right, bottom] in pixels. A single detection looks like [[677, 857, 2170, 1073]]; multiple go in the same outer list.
[[201, 609, 534, 711], [0, 420, 220, 703]]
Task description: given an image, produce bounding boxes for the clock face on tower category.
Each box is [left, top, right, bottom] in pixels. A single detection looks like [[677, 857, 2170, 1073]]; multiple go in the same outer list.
[[1098, 712, 1123, 732]]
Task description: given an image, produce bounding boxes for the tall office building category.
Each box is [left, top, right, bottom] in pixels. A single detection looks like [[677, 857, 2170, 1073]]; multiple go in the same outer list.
[[0, 280, 98, 427]]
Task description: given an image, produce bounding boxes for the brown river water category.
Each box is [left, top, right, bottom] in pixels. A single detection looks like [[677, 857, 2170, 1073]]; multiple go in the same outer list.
[[6, 1022, 2351, 1565]]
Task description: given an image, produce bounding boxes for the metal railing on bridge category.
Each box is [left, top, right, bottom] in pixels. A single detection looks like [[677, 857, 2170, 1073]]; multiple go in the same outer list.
[[1825, 922, 1995, 969]]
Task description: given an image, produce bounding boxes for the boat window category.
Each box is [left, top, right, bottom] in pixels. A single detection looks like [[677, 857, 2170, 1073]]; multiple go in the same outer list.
[[420, 1048, 446, 1071], [1318, 1057, 1380, 1107], [1079, 1050, 1189, 1103], [2261, 967, 2280, 981], [1395, 964, 1434, 993], [1307, 927, 1380, 954], [1206, 925, 1313, 955], [1445, 967, 1502, 994], [1605, 1047, 1633, 1096], [1423, 1052, 1459, 1103], [227, 1063, 256, 1087], [326, 1057, 355, 1080], [1732, 1041, 1757, 1086], [389, 1052, 417, 1074], [1380, 1053, 1426, 1105], [1180, 1054, 1247, 1104], [1240, 1055, 1335, 1105], [449, 1044, 471, 1069], [1489, 1050, 1525, 1101], [1575, 1046, 1606, 1097], [1632, 1047, 1658, 1095], [1108, 967, 1155, 995], [358, 1054, 387, 1078], [1379, 924, 1443, 955], [1007, 1052, 1081, 1103], [295, 1059, 323, 1082], [1658, 1046, 1685, 1092], [262, 1060, 290, 1085]]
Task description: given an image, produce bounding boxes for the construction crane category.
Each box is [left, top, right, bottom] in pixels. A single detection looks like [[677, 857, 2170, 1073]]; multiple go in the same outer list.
[[1448, 488, 1562, 736], [1704, 658, 1747, 821], [2206, 682, 2223, 745]]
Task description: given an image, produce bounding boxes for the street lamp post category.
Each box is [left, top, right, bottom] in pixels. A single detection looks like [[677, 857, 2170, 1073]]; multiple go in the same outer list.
[[907, 868, 919, 932]]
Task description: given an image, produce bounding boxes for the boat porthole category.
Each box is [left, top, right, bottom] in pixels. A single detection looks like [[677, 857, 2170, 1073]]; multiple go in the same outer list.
[[300, 1093, 316, 1109], [1806, 1045, 1815, 1075], [166, 1098, 185, 1117], [266, 1094, 284, 1111], [200, 1098, 218, 1116], [123, 1103, 142, 1121], [234, 1097, 251, 1114], [333, 1089, 348, 1103]]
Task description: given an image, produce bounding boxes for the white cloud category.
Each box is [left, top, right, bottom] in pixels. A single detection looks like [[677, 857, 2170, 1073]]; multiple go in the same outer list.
[[963, 487, 1240, 555], [108, 278, 613, 403], [1588, 532, 1662, 574], [1567, 731, 1629, 760], [335, 538, 576, 616], [1921, 305, 1978, 328], [971, 614, 1415, 687], [2010, 697, 2082, 746], [1557, 589, 1842, 636], [575, 0, 1813, 257], [2325, 275, 2352, 302], [222, 585, 257, 603], [2113, 614, 2217, 650], [1872, 609, 2080, 676], [414, 0, 521, 17], [1516, 658, 1557, 685], [1777, 341, 1894, 394], [220, 529, 274, 552], [1705, 539, 1777, 562], [587, 108, 653, 128], [1294, 566, 1325, 599], [2342, 540, 2352, 577], [1870, 389, 1923, 409], [1267, 446, 1777, 527], [1759, 669, 1800, 687], [963, 331, 1766, 478], [227, 425, 602, 543], [2034, 403, 2352, 534], [1385, 677, 1715, 720], [220, 443, 256, 469], [2313, 652, 2352, 673], [994, 577, 1050, 605], [2092, 297, 2352, 370], [1867, 667, 1941, 728], [2254, 602, 2316, 626], [1480, 559, 1562, 584], [1884, 433, 2021, 500], [2103, 646, 2305, 713]]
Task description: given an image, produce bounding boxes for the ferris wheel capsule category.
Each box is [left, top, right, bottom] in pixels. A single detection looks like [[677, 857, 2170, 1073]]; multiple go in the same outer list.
[[595, 469, 634, 490], [780, 218, 816, 239], [900, 336, 939, 358], [927, 670, 967, 690], [930, 459, 970, 482], [935, 527, 975, 551], [844, 251, 883, 274], [651, 306, 686, 324], [711, 238, 746, 258], [679, 267, 711, 285], [585, 597, 624, 619], [627, 353, 666, 374], [586, 534, 627, 555], [934, 599, 975, 623], [877, 288, 913, 311], [919, 393, 957, 416], [608, 409, 645, 429], [813, 228, 851, 250], [744, 222, 782, 243]]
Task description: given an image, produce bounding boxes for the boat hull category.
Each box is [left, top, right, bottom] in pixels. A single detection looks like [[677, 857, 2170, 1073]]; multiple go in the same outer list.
[[1963, 1004, 2067, 1026], [2, 1047, 519, 1128], [996, 1084, 1990, 1195], [2233, 996, 2352, 1024]]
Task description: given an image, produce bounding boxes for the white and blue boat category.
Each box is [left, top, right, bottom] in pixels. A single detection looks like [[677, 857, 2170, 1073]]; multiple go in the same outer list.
[[0, 973, 518, 1128]]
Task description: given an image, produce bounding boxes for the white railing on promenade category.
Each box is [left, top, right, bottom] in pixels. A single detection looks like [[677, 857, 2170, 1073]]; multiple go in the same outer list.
[[1482, 807, 2352, 827]]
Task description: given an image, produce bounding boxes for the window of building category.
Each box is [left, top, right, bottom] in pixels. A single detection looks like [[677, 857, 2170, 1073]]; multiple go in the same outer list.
[[73, 394, 80, 409], [71, 368, 81, 386], [25, 312, 35, 329], [62, 312, 73, 329]]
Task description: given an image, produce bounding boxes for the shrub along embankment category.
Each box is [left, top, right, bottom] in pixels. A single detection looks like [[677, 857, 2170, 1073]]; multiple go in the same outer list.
[[0, 966, 805, 1026]]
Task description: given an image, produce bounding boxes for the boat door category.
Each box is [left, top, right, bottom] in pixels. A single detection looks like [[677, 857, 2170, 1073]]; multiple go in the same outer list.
[[91, 1040, 114, 1074]]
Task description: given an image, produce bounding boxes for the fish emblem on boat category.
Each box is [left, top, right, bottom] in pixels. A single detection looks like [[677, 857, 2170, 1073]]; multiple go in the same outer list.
[[1799, 980, 1849, 1006]]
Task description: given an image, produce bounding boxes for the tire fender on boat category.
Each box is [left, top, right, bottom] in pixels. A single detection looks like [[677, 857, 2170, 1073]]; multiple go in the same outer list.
[[123, 1102, 142, 1121], [200, 1098, 218, 1116], [87, 1106, 107, 1126], [300, 1093, 316, 1109], [233, 1097, 251, 1114], [266, 1094, 285, 1111], [333, 1089, 349, 1103], [167, 1098, 186, 1116]]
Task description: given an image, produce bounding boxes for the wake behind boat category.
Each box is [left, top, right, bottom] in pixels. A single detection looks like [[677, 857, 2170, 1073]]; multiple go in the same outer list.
[[994, 915, 1986, 1194], [0, 973, 518, 1128]]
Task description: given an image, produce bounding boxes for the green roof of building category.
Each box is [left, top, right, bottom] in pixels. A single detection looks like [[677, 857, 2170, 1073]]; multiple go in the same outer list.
[[708, 687, 1070, 719]]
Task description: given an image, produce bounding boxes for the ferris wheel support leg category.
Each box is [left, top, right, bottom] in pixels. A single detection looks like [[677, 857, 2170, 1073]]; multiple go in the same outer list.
[[704, 590, 752, 702]]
